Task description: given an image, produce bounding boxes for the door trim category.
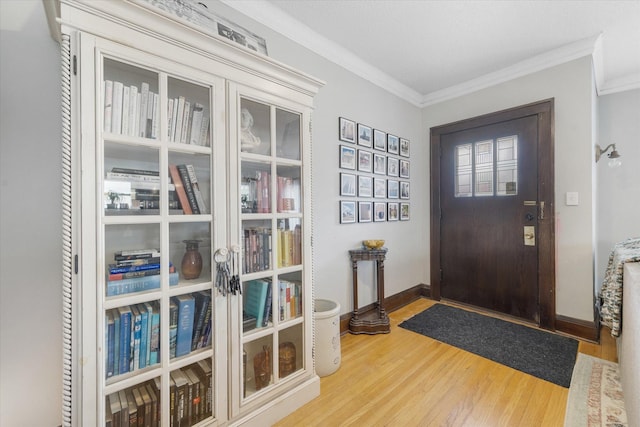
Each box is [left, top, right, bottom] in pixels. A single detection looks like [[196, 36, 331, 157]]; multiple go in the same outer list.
[[430, 99, 555, 330]]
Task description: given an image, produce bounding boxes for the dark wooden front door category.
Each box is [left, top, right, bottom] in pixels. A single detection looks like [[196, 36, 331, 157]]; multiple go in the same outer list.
[[430, 100, 555, 328]]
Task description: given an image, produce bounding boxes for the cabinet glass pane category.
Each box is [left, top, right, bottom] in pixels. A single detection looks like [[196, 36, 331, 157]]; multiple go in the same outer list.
[[167, 77, 211, 146], [168, 152, 211, 215], [105, 224, 165, 298], [243, 335, 274, 398], [278, 324, 303, 379], [170, 361, 213, 425], [241, 160, 271, 214], [240, 98, 271, 156], [276, 165, 301, 213], [104, 143, 161, 215], [169, 291, 213, 361], [276, 219, 302, 268], [105, 378, 161, 427], [276, 108, 300, 160], [242, 219, 272, 274], [105, 300, 161, 381], [242, 277, 273, 333], [277, 271, 302, 322], [169, 223, 212, 285], [103, 58, 159, 139]]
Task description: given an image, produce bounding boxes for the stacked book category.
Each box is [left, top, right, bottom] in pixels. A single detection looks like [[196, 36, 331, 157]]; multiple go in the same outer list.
[[105, 167, 180, 211], [104, 80, 159, 139], [167, 97, 210, 146], [106, 248, 178, 297]]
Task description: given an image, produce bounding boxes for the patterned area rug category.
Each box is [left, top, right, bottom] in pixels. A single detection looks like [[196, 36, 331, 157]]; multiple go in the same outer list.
[[564, 353, 627, 427]]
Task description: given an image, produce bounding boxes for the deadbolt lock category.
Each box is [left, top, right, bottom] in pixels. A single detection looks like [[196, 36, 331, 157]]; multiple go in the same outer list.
[[524, 226, 535, 246]]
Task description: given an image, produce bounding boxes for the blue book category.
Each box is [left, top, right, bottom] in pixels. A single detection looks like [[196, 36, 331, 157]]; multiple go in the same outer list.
[[113, 311, 120, 375], [117, 306, 132, 374], [137, 303, 149, 369], [262, 281, 272, 327], [106, 271, 179, 296], [108, 262, 162, 274], [143, 302, 154, 367], [131, 305, 142, 371], [149, 301, 160, 365], [191, 292, 211, 351], [244, 280, 269, 328], [172, 294, 195, 357], [106, 312, 115, 378], [169, 300, 178, 359]]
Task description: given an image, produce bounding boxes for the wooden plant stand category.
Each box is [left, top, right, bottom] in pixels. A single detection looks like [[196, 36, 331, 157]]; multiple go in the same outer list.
[[348, 248, 390, 334]]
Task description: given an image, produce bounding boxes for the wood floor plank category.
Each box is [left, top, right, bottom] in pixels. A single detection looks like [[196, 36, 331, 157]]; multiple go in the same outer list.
[[274, 298, 616, 427]]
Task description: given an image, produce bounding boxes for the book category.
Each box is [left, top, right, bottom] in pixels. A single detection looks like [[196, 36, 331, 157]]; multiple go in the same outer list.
[[244, 280, 269, 328], [114, 256, 161, 267], [171, 369, 191, 426], [169, 164, 192, 214], [106, 311, 115, 378], [262, 281, 272, 327], [180, 101, 191, 144], [189, 103, 204, 145], [172, 294, 195, 357], [194, 359, 212, 418], [113, 310, 120, 375], [111, 81, 124, 134], [142, 301, 154, 367], [148, 301, 160, 365], [125, 389, 138, 427], [121, 85, 130, 135], [152, 93, 160, 139], [108, 262, 161, 275], [129, 85, 139, 137], [137, 303, 149, 369], [104, 80, 113, 133], [117, 306, 132, 374], [191, 292, 211, 351], [139, 82, 149, 138], [176, 164, 200, 214], [138, 385, 152, 427], [174, 96, 186, 143], [184, 368, 203, 424], [108, 392, 121, 427], [186, 164, 207, 214], [199, 116, 210, 147], [118, 390, 129, 427], [106, 271, 179, 297], [196, 294, 212, 349], [169, 299, 178, 359], [111, 168, 159, 177], [145, 90, 154, 138], [131, 387, 146, 427], [131, 304, 141, 371], [145, 383, 158, 427]]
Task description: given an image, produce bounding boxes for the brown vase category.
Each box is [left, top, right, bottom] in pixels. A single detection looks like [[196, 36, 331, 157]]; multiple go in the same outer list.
[[181, 239, 203, 279]]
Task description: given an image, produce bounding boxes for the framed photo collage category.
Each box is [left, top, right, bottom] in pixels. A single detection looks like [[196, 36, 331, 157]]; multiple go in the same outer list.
[[338, 117, 410, 224]]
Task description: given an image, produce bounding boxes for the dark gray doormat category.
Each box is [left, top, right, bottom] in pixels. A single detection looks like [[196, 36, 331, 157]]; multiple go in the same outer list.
[[399, 304, 578, 387]]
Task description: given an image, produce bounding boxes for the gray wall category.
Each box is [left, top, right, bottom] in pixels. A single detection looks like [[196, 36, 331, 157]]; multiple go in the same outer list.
[[0, 1, 62, 426], [596, 89, 640, 291], [1, 1, 639, 426]]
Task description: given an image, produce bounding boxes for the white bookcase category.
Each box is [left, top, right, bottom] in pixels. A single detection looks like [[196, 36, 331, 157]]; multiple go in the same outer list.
[[46, 1, 323, 426]]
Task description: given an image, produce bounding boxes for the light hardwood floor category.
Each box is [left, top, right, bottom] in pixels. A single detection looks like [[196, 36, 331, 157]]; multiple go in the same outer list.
[[275, 298, 617, 427]]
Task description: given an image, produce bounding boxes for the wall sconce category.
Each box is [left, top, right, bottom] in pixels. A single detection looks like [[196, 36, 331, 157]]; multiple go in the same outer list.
[[595, 143, 622, 168]]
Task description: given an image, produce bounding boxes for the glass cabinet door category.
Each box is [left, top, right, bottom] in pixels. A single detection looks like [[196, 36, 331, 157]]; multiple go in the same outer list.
[[99, 45, 221, 427], [234, 94, 308, 410]]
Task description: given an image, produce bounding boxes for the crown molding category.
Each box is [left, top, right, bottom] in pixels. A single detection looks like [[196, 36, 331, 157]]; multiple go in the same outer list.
[[218, 0, 424, 106], [598, 73, 640, 96], [220, 2, 616, 107]]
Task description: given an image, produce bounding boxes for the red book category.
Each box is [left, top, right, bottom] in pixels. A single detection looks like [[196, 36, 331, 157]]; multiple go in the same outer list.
[[169, 164, 192, 214]]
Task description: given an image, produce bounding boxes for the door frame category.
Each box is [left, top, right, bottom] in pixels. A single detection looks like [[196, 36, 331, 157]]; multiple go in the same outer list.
[[430, 99, 556, 330]]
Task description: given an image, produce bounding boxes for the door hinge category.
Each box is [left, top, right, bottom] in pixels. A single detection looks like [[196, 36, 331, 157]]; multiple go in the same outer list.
[[74, 254, 79, 274], [73, 55, 77, 75]]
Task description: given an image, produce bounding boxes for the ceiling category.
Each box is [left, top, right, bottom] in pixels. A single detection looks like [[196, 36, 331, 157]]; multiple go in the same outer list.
[[220, 0, 640, 106]]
